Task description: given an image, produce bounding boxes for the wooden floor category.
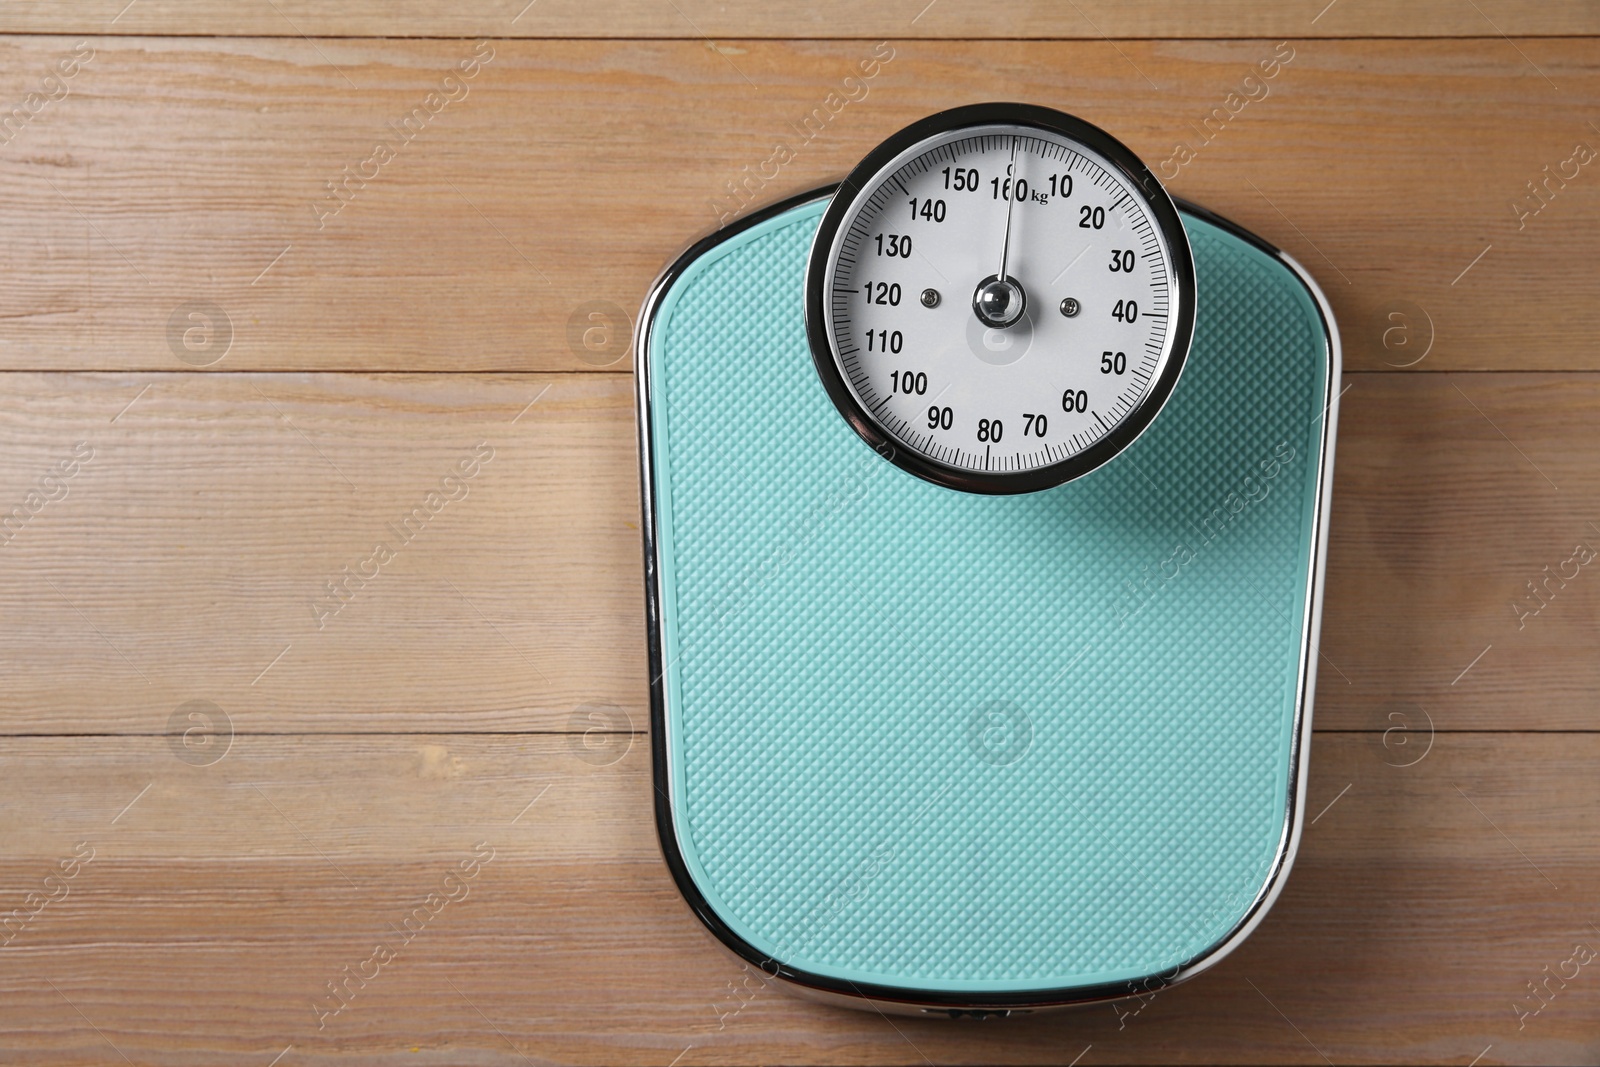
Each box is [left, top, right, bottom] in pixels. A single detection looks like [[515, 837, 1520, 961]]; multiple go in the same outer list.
[[0, 4, 1596, 1064]]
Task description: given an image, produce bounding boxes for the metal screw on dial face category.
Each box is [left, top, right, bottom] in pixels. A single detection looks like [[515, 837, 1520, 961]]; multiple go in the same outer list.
[[921, 288, 941, 309], [1059, 297, 1080, 318]]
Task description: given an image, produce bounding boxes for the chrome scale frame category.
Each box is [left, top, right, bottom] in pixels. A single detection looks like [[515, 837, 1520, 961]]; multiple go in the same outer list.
[[632, 184, 1342, 1018]]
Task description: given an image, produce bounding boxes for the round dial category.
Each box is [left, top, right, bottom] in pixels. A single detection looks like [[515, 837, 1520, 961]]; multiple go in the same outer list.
[[805, 103, 1195, 494]]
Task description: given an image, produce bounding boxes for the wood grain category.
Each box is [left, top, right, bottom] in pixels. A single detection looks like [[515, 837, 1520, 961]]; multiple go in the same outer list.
[[0, 10, 1594, 1063], [2, 370, 1599, 734], [0, 37, 1595, 372], [0, 733, 1594, 1065], [1, 1, 1598, 39], [0, 372, 646, 735], [1317, 371, 1600, 732]]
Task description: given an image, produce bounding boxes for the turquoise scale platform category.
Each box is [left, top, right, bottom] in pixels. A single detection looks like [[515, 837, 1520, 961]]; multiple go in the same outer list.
[[637, 190, 1338, 1009]]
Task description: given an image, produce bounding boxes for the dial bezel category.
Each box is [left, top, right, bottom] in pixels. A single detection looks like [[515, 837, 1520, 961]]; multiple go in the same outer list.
[[804, 102, 1197, 495]]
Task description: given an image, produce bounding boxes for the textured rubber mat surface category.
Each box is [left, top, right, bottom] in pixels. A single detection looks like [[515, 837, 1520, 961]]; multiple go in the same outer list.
[[642, 196, 1333, 995]]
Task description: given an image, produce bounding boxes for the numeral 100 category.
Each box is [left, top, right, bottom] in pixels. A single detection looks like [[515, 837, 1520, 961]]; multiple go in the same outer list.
[[889, 369, 925, 394]]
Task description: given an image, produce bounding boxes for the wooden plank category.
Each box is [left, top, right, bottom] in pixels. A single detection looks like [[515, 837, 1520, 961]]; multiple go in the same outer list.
[[3, 370, 1599, 734], [0, 1, 1597, 39], [1318, 371, 1600, 732], [0, 371, 647, 735], [0, 37, 1595, 372], [0, 732, 1594, 1064]]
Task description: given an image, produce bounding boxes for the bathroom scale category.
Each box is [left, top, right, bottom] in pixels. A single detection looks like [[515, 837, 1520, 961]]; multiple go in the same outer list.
[[634, 104, 1340, 1015]]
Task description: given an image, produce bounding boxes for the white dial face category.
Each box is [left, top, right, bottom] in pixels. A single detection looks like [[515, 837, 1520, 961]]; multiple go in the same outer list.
[[823, 124, 1181, 477]]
